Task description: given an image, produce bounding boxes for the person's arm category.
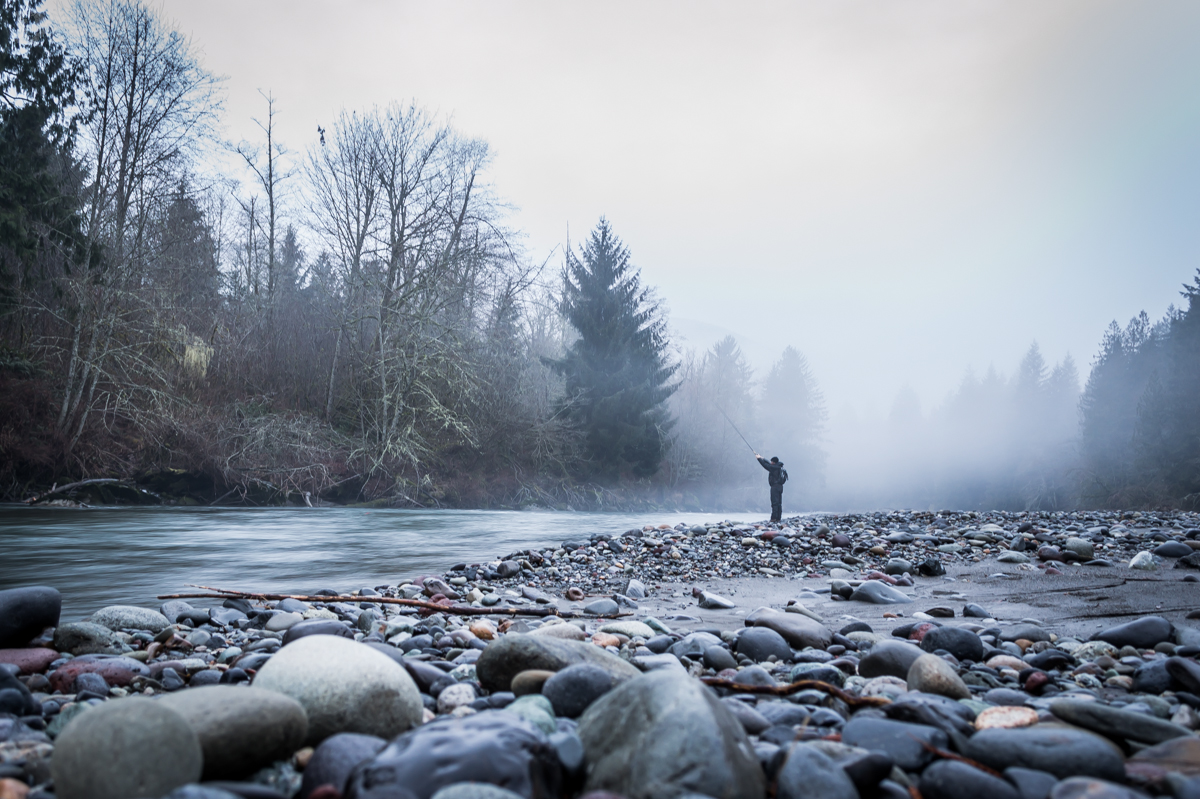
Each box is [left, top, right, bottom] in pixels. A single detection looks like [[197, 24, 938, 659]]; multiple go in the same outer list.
[[757, 456, 770, 469]]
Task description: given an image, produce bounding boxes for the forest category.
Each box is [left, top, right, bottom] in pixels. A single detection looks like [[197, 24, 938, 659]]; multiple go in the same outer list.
[[1, 0, 1197, 511]]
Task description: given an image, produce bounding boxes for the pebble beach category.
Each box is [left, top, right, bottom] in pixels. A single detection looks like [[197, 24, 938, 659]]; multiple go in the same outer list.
[[4, 507, 1200, 799]]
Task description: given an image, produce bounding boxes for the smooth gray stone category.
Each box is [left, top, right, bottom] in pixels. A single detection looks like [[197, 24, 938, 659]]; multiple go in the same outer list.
[[89, 605, 170, 633], [698, 591, 736, 610], [577, 669, 765, 799], [347, 711, 559, 799], [849, 581, 913, 605], [919, 759, 1020, 799], [736, 627, 792, 663], [721, 698, 771, 735], [1089, 616, 1173, 649], [161, 787, 242, 799], [52, 697, 202, 799], [1048, 777, 1144, 799], [745, 607, 832, 650], [841, 716, 947, 771], [281, 618, 354, 645], [1154, 541, 1193, 558], [704, 645, 738, 671], [52, 621, 119, 655], [158, 686, 308, 780], [584, 598, 619, 616], [475, 634, 641, 692], [775, 743, 859, 799], [670, 632, 724, 660], [859, 640, 924, 679], [0, 586, 61, 648], [299, 732, 386, 799], [1049, 699, 1191, 745], [1000, 624, 1052, 643], [431, 785, 527, 799], [963, 726, 1126, 781], [1004, 767, 1058, 799], [542, 663, 614, 718], [920, 626, 984, 662], [253, 634, 422, 744]]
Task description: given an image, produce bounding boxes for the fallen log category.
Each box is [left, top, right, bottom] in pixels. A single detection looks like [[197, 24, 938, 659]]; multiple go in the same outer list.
[[157, 584, 631, 620]]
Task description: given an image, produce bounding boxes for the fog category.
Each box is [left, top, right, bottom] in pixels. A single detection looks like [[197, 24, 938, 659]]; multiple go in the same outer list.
[[29, 0, 1200, 509]]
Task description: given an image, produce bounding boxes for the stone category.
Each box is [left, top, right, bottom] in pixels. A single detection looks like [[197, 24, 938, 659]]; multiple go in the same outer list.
[[998, 552, 1030, 564], [1154, 541, 1193, 558], [1004, 768, 1058, 799], [840, 716, 945, 771], [577, 669, 765, 799], [584, 599, 619, 616], [907, 654, 970, 699], [624, 579, 647, 599], [346, 711, 560, 799], [597, 621, 654, 639], [975, 706, 1039, 730], [0, 648, 57, 675], [282, 619, 354, 645], [963, 603, 991, 618], [919, 759, 1021, 799], [1129, 552, 1157, 570], [704, 646, 738, 671], [736, 628, 792, 663], [859, 640, 925, 679], [528, 624, 588, 641], [885, 559, 913, 575], [510, 669, 555, 696], [1127, 736, 1200, 780], [496, 560, 522, 578], [252, 634, 422, 744], [474, 634, 640, 693], [437, 682, 478, 714], [160, 787, 242, 799], [542, 664, 614, 718], [1090, 616, 1172, 649], [775, 743, 859, 799], [721, 698, 771, 735], [1063, 538, 1095, 560], [265, 612, 303, 632], [963, 726, 1126, 782], [1132, 660, 1177, 694], [0, 669, 38, 716], [1049, 778, 1143, 799], [698, 591, 736, 610], [670, 632, 723, 660], [88, 605, 170, 633], [48, 655, 149, 692], [1167, 657, 1200, 694], [1049, 699, 1191, 745], [158, 685, 308, 780], [504, 694, 557, 735], [0, 587, 60, 649], [52, 621, 118, 655], [745, 608, 832, 650], [299, 732, 386, 799], [431, 786, 527, 799], [920, 626, 984, 662], [849, 581, 913, 604], [51, 697, 203, 799]]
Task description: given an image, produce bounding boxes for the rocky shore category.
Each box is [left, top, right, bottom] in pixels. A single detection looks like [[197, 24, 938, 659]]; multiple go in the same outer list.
[[3, 507, 1200, 799]]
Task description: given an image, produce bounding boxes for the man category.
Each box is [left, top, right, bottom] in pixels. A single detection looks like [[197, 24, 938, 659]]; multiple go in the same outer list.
[[756, 454, 787, 523]]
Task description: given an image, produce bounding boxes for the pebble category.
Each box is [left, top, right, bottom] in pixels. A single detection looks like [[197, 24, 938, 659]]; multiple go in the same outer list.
[[849, 581, 913, 604], [1090, 615, 1173, 649], [736, 627, 792, 663], [920, 626, 984, 662], [542, 663, 614, 718], [907, 653, 970, 699], [475, 634, 640, 693]]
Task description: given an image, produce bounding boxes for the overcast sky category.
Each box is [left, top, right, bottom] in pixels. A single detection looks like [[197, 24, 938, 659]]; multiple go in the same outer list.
[[75, 0, 1200, 417]]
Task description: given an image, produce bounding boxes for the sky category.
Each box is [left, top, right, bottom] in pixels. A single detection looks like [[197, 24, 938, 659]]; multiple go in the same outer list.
[[61, 0, 1200, 418]]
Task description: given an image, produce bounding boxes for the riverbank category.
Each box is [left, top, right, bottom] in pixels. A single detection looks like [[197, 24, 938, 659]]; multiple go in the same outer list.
[[3, 507, 1200, 799]]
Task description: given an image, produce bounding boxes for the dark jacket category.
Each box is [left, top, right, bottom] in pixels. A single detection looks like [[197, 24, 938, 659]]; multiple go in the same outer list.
[[757, 457, 787, 487]]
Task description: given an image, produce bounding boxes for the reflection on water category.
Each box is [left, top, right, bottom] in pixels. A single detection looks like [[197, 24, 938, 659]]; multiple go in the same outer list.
[[0, 506, 752, 619]]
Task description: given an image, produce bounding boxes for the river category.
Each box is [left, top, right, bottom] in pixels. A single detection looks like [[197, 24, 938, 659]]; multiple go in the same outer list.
[[0, 506, 753, 619]]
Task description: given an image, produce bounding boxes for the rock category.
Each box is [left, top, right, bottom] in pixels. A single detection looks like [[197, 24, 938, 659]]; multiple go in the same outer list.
[[963, 603, 991, 618], [598, 621, 654, 639], [158, 685, 308, 780], [431, 786, 527, 799], [282, 619, 354, 645], [504, 694, 557, 735], [624, 579, 647, 599], [1132, 660, 1178, 694], [265, 612, 303, 632], [346, 711, 560, 799], [160, 787, 242, 799], [511, 669, 555, 696], [475, 634, 641, 693], [0, 669, 39, 716], [721, 698, 771, 735], [252, 634, 422, 744], [963, 726, 1126, 781], [704, 646, 738, 671], [577, 669, 765, 799], [584, 599, 619, 616], [1167, 657, 1200, 694], [1063, 538, 1095, 560], [496, 560, 522, 578], [1004, 767, 1058, 799], [775, 743, 859, 799], [1090, 616, 1172, 649], [529, 623, 588, 641], [998, 552, 1030, 564], [1126, 736, 1200, 781], [1177, 552, 1200, 570], [542, 664, 614, 718], [49, 656, 149, 691], [920, 626, 984, 662], [0, 647, 57, 675], [745, 608, 832, 650], [0, 587, 61, 648], [1048, 777, 1144, 799], [859, 640, 925, 679], [919, 759, 1021, 799], [1000, 624, 1051, 643], [849, 581, 913, 604], [159, 600, 193, 624], [437, 682, 478, 714], [885, 559, 913, 575], [698, 591, 736, 610], [88, 605, 170, 633], [1049, 699, 1191, 745], [975, 706, 1039, 730], [51, 697, 203, 799], [907, 654, 970, 699], [736, 628, 792, 663], [670, 632, 723, 660], [1129, 552, 1157, 570], [52, 621, 118, 655], [841, 716, 947, 771], [1154, 541, 1193, 558], [299, 732, 386, 799]]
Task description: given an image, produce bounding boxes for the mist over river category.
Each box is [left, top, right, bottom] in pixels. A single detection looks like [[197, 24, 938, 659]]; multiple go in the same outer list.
[[0, 506, 750, 619]]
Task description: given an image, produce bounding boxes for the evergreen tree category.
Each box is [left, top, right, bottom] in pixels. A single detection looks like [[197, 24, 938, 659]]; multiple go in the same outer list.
[[760, 346, 827, 490], [551, 219, 676, 479]]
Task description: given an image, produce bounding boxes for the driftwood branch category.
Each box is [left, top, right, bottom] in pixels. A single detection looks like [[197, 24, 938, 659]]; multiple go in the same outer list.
[[157, 584, 631, 620], [700, 676, 891, 709], [24, 477, 122, 504]]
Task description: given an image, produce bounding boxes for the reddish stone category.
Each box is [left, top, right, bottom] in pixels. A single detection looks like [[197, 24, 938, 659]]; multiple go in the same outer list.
[[1023, 670, 1051, 694], [0, 648, 58, 675], [908, 622, 937, 643], [864, 571, 898, 585], [48, 657, 148, 691]]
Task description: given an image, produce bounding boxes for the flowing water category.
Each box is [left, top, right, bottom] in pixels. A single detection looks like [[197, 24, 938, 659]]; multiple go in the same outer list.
[[0, 506, 752, 619]]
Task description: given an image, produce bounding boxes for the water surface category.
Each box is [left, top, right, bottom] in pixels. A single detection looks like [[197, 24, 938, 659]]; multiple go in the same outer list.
[[0, 506, 750, 619]]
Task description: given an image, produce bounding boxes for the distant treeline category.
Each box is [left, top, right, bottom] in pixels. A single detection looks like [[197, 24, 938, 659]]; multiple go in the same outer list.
[[0, 1, 1196, 511]]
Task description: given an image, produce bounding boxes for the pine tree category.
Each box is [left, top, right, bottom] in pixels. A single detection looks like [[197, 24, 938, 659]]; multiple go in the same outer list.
[[551, 219, 677, 479]]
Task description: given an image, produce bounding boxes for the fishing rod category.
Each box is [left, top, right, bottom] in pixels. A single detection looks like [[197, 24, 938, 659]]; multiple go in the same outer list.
[[715, 403, 759, 456]]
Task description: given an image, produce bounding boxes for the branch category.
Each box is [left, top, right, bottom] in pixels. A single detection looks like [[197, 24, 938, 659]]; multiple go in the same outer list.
[[699, 676, 891, 709]]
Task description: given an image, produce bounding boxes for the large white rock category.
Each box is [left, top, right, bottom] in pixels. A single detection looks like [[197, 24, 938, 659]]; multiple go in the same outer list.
[[89, 605, 170, 633], [253, 634, 422, 744]]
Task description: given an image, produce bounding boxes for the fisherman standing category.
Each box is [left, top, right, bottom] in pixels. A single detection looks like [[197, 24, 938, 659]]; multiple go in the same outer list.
[[756, 454, 787, 523]]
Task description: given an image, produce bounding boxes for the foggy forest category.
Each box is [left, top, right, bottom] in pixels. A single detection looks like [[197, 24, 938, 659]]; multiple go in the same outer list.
[[2, 0, 1199, 513]]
